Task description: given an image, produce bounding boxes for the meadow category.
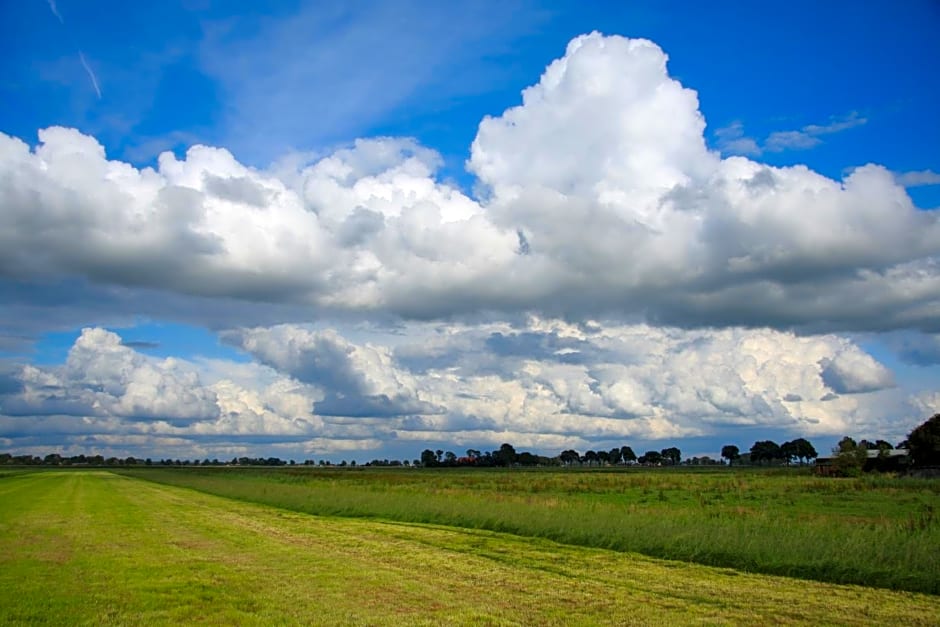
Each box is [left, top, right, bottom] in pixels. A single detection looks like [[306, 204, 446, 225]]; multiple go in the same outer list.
[[119, 466, 940, 595], [2, 470, 940, 625]]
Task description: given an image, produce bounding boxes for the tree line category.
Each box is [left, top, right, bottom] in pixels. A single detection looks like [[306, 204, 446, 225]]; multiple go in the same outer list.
[[418, 440, 798, 468], [719, 437, 819, 467], [4, 414, 937, 471]]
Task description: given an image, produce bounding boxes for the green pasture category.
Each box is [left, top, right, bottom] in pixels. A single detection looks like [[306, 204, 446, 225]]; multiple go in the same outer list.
[[120, 466, 940, 594], [2, 471, 939, 625]]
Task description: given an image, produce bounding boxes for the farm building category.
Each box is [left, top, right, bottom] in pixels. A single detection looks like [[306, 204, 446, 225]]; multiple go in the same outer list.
[[814, 449, 909, 475]]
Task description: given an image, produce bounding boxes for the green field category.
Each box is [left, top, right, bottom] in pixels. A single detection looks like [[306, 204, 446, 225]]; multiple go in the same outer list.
[[118, 466, 940, 594], [2, 471, 939, 625]]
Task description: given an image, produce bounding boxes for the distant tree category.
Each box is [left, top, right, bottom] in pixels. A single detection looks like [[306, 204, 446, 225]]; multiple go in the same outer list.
[[444, 451, 457, 465], [495, 443, 517, 467], [620, 446, 637, 464], [749, 440, 781, 465], [661, 447, 681, 466], [517, 451, 539, 466], [780, 440, 798, 466], [560, 449, 580, 466], [420, 449, 437, 467], [833, 436, 868, 476], [583, 450, 598, 466], [721, 445, 740, 466], [608, 448, 623, 465], [907, 414, 940, 468], [435, 449, 444, 463], [789, 438, 818, 465], [638, 450, 662, 465], [836, 436, 857, 453], [466, 449, 481, 461], [596, 450, 610, 465]]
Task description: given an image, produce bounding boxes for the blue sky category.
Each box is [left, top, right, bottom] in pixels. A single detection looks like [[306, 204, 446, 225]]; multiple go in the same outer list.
[[1, 0, 939, 462], [7, 1, 939, 186]]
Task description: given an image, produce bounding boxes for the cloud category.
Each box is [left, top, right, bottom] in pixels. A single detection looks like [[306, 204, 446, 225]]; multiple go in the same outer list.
[[895, 170, 940, 187], [121, 340, 160, 350], [223, 325, 442, 417], [1, 33, 939, 340], [223, 319, 913, 444], [764, 130, 822, 152], [819, 351, 895, 394], [78, 51, 102, 99], [203, 173, 271, 207], [46, 0, 64, 24], [910, 391, 940, 421], [716, 112, 868, 157], [801, 112, 869, 135], [1, 320, 932, 460], [2, 328, 218, 423], [764, 111, 867, 153], [0, 364, 23, 395], [714, 121, 761, 156], [471, 35, 715, 203], [0, 328, 357, 453]]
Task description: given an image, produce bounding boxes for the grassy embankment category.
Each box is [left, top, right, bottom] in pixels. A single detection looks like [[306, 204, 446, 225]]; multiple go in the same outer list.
[[120, 466, 940, 594], [2, 470, 940, 625]]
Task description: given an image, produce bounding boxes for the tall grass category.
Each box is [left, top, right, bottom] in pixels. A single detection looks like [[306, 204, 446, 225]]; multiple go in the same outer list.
[[120, 467, 940, 594]]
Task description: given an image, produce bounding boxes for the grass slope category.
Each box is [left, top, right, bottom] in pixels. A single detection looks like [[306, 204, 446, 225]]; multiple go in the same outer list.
[[120, 466, 940, 594], [1, 471, 939, 625]]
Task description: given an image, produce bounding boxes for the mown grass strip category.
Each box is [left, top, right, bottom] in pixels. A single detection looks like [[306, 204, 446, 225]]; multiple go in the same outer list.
[[118, 466, 940, 594], [1, 471, 939, 625]]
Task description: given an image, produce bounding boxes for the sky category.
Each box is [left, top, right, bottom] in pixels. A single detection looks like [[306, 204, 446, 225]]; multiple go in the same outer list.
[[1, 0, 939, 463]]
